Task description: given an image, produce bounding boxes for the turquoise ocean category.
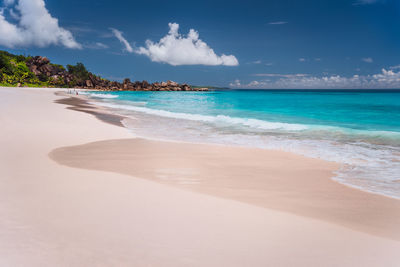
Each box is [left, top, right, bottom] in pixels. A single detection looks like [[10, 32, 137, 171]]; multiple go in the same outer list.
[[81, 89, 400, 199]]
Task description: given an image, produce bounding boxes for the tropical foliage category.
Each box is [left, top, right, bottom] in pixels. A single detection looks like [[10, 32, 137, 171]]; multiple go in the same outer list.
[[0, 51, 42, 86], [0, 50, 92, 88]]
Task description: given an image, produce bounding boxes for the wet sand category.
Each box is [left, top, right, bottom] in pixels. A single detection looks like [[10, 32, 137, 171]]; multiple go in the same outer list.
[[50, 137, 400, 241]]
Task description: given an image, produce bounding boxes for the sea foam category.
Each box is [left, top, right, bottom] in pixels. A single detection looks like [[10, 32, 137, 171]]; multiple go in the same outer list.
[[94, 102, 309, 131], [80, 92, 119, 99], [86, 95, 400, 199]]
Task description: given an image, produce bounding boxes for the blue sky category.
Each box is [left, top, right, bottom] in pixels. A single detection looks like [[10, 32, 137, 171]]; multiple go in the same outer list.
[[1, 0, 400, 88]]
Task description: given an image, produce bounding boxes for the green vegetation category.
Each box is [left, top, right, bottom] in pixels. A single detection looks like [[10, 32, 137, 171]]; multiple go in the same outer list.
[[0, 50, 197, 91], [67, 63, 107, 87], [0, 50, 97, 88], [67, 62, 89, 80], [0, 51, 43, 87], [51, 63, 65, 71]]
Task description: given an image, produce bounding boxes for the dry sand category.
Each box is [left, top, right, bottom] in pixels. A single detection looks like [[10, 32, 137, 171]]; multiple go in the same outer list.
[[1, 87, 400, 266]]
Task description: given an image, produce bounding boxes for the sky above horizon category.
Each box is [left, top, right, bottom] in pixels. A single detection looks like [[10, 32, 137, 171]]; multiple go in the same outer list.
[[1, 0, 400, 89]]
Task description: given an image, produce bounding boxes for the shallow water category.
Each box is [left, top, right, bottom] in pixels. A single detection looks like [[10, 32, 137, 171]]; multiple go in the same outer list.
[[82, 89, 400, 199]]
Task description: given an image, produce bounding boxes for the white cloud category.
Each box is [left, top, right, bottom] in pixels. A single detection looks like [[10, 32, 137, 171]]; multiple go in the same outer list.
[[110, 28, 133, 53], [94, 42, 108, 49], [230, 68, 400, 89], [268, 21, 288, 25], [84, 42, 109, 50], [253, 73, 308, 78], [362, 57, 373, 63], [0, 0, 81, 49], [135, 22, 239, 66], [230, 79, 242, 87], [299, 58, 306, 62]]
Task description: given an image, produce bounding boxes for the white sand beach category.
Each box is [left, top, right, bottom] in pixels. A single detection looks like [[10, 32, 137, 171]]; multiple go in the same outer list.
[[1, 87, 400, 267]]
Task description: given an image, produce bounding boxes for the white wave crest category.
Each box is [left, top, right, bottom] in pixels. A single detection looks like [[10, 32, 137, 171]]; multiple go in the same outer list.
[[92, 99, 400, 199], [80, 92, 119, 99], [95, 102, 309, 131]]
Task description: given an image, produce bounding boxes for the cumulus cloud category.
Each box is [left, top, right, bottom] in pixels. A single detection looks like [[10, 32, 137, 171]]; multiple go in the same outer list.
[[362, 57, 373, 63], [135, 23, 239, 66], [0, 0, 81, 49], [110, 28, 133, 53], [230, 79, 242, 87], [230, 68, 400, 89]]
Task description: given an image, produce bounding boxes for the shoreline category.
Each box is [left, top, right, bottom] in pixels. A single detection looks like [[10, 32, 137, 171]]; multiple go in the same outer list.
[[1, 87, 400, 266], [53, 92, 400, 241], [54, 92, 127, 128], [65, 91, 400, 200]]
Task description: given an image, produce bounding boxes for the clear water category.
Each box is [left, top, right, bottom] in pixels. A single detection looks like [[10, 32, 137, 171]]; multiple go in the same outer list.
[[81, 89, 400, 199]]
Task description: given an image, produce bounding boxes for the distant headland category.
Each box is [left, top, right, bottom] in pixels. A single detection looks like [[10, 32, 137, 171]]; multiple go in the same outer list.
[[0, 50, 207, 91]]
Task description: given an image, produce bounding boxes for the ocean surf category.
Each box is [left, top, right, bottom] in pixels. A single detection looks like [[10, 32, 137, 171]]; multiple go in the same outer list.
[[83, 89, 400, 199]]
